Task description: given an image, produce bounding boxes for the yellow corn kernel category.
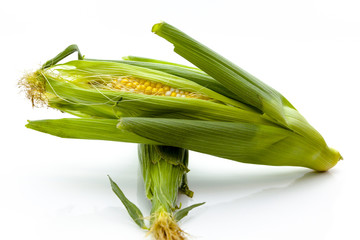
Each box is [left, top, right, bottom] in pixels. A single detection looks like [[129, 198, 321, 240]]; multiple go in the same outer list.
[[163, 86, 170, 91], [144, 81, 150, 87], [126, 82, 133, 88], [150, 82, 156, 88], [145, 86, 152, 94], [121, 79, 129, 84], [156, 83, 163, 89], [171, 92, 177, 97]]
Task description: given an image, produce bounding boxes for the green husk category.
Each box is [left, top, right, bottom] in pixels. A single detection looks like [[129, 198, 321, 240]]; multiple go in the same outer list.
[[108, 176, 147, 229], [139, 144, 190, 215], [119, 117, 340, 172], [151, 22, 327, 144], [152, 22, 289, 125], [26, 116, 340, 172], [150, 21, 341, 168], [174, 202, 205, 222], [25, 118, 158, 144], [42, 44, 84, 69]]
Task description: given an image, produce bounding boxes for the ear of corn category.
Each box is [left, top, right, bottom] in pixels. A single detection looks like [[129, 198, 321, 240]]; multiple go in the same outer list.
[[138, 144, 203, 239], [24, 42, 249, 110], [139, 144, 188, 215], [23, 60, 274, 125]]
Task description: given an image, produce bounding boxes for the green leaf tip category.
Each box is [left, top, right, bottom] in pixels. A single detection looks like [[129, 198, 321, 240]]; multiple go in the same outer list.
[[42, 44, 83, 69], [151, 21, 164, 34], [174, 202, 205, 222], [108, 175, 147, 229]]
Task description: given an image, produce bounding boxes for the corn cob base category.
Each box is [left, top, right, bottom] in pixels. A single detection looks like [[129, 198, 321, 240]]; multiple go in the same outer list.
[[148, 210, 186, 240]]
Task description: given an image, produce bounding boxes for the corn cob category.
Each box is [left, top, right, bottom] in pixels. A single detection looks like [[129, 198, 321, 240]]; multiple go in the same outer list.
[[138, 144, 203, 240]]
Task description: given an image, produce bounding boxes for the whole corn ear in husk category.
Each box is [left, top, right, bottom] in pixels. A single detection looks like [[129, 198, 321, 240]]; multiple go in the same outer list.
[[138, 144, 203, 240]]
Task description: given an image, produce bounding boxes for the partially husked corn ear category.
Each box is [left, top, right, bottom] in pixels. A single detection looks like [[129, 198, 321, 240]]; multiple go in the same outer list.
[[21, 60, 213, 108], [20, 48, 273, 124]]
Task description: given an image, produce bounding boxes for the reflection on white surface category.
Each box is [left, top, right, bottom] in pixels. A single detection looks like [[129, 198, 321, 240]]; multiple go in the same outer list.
[[0, 140, 342, 240], [191, 172, 336, 240], [179, 158, 340, 240]]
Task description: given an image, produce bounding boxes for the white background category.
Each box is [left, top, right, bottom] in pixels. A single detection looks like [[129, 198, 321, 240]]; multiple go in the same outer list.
[[1, 0, 360, 239]]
